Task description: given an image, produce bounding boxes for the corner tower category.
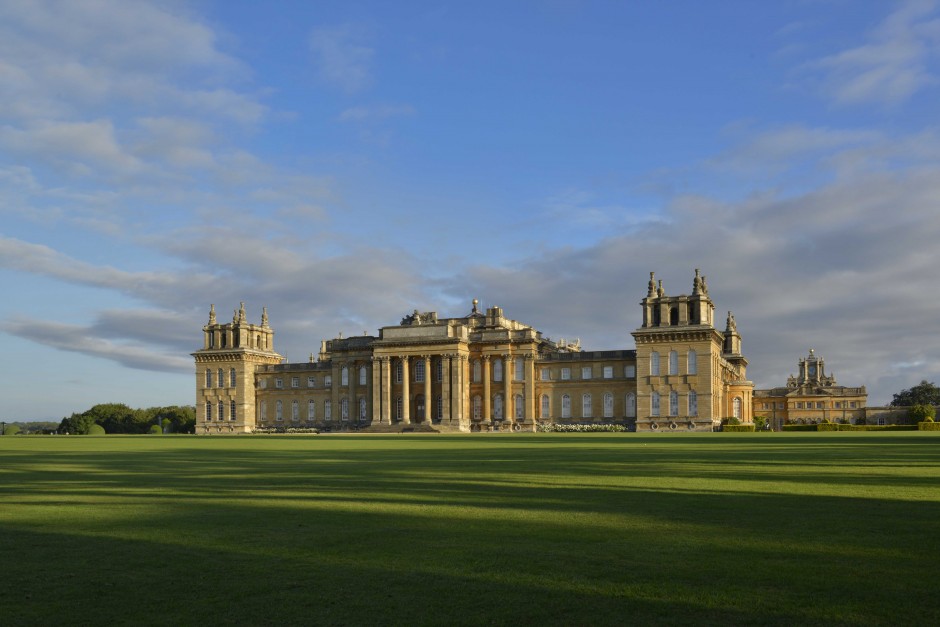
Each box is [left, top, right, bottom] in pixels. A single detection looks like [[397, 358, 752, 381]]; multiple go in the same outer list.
[[192, 303, 283, 434], [631, 270, 752, 431]]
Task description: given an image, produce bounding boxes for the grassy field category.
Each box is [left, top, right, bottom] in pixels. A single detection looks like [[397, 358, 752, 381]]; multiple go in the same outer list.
[[1, 433, 939, 626]]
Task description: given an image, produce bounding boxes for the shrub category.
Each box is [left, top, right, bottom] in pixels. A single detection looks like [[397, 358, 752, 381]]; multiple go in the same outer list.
[[753, 416, 767, 430], [817, 423, 840, 431], [2, 424, 21, 436], [782, 424, 817, 431], [149, 424, 163, 435], [909, 404, 936, 423], [87, 423, 106, 435], [722, 424, 755, 432], [918, 421, 940, 431]]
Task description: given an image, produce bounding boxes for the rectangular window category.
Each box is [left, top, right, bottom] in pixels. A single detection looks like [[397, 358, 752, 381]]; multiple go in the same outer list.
[[307, 376, 316, 388], [650, 352, 660, 376], [275, 378, 283, 389], [581, 367, 592, 380], [561, 368, 571, 380], [514, 358, 524, 381], [795, 402, 803, 409], [230, 400, 236, 421], [308, 400, 316, 420], [651, 392, 660, 417], [776, 402, 783, 409], [877, 416, 885, 426], [540, 368, 551, 381], [816, 402, 824, 409], [291, 377, 299, 389], [360, 366, 368, 386], [582, 394, 592, 418], [324, 375, 332, 387], [625, 365, 636, 378], [205, 370, 212, 388], [850, 401, 857, 408], [259, 378, 267, 389], [603, 366, 613, 379], [230, 369, 237, 388], [260, 402, 267, 421]]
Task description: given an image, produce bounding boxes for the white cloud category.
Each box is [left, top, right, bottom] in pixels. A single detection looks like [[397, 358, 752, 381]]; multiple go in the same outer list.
[[309, 25, 375, 93], [808, 0, 940, 106]]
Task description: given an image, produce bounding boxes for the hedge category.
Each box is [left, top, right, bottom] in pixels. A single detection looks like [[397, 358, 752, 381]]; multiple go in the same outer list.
[[783, 424, 919, 432], [722, 424, 756, 432], [918, 421, 940, 431]]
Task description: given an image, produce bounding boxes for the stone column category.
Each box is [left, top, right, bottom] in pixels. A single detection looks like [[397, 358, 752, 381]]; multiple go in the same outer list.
[[525, 354, 536, 422], [504, 355, 513, 423], [401, 357, 411, 424], [423, 355, 432, 423], [371, 358, 381, 423], [442, 354, 452, 423], [482, 355, 491, 422], [381, 357, 391, 424], [348, 361, 356, 424]]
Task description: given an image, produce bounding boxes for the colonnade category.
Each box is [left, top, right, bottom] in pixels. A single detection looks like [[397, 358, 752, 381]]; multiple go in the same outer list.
[[368, 352, 538, 425]]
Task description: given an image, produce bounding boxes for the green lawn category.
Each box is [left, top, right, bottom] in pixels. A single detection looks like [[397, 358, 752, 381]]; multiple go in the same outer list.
[[1, 433, 938, 625]]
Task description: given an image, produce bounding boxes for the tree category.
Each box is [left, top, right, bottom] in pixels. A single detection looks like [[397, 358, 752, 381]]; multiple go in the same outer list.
[[909, 404, 936, 423], [891, 380, 940, 407], [3, 424, 21, 436]]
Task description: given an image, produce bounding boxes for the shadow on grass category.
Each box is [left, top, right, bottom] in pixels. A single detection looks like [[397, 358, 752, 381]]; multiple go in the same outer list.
[[1, 435, 939, 625]]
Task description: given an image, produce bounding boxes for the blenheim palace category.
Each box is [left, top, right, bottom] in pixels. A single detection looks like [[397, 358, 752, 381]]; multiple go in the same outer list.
[[192, 269, 866, 434]]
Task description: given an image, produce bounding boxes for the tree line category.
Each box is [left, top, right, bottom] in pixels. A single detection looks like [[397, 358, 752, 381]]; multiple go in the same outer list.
[[55, 404, 196, 435]]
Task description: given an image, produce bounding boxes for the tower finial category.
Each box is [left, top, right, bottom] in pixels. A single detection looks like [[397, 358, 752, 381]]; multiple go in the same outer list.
[[238, 301, 247, 323], [693, 268, 702, 295], [208, 304, 216, 325], [261, 306, 269, 327], [647, 272, 656, 297], [726, 311, 736, 332], [657, 279, 665, 298]]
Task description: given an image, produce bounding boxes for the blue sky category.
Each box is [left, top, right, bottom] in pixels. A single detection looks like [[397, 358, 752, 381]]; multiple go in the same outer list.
[[2, 0, 939, 420]]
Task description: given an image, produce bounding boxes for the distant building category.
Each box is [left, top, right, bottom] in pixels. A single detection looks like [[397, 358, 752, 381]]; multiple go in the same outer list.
[[753, 349, 867, 429], [192, 270, 754, 434]]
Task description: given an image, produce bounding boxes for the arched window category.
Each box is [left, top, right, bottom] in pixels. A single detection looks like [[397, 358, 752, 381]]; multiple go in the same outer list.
[[308, 399, 316, 420], [291, 400, 299, 421], [582, 393, 592, 418], [473, 360, 482, 383], [515, 359, 524, 381], [359, 397, 367, 421], [218, 401, 224, 421], [206, 401, 212, 421], [341, 366, 349, 386], [472, 395, 482, 420], [668, 351, 678, 375], [359, 366, 367, 386], [341, 397, 349, 420], [230, 368, 237, 388], [604, 393, 613, 418], [651, 392, 660, 417], [514, 394, 524, 420], [688, 390, 698, 416], [650, 352, 660, 376], [669, 391, 678, 416], [540, 394, 550, 419], [205, 370, 212, 388], [493, 358, 503, 382], [217, 368, 224, 388], [230, 400, 236, 420], [562, 394, 571, 419], [276, 400, 283, 421], [733, 397, 742, 419], [494, 394, 503, 420], [626, 393, 636, 418], [415, 359, 425, 383], [687, 350, 697, 375], [325, 400, 332, 421]]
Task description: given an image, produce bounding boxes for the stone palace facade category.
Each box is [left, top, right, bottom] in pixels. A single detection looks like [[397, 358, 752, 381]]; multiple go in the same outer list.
[[193, 270, 754, 434]]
